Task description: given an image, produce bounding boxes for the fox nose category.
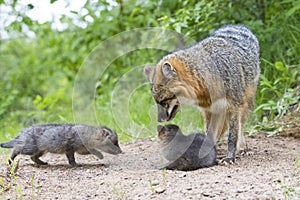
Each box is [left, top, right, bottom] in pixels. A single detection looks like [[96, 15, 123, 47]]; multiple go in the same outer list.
[[158, 118, 167, 122], [157, 125, 164, 132], [157, 104, 168, 122]]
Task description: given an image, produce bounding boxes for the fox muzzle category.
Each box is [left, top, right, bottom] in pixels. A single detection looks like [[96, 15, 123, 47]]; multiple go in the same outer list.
[[157, 104, 179, 122]]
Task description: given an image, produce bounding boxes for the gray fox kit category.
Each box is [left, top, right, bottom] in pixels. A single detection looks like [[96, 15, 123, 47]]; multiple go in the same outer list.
[[0, 124, 122, 167], [157, 124, 217, 171], [145, 25, 260, 163]]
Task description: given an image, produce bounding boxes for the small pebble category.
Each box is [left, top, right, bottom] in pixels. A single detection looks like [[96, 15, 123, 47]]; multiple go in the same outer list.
[[151, 180, 159, 186], [155, 187, 166, 194], [202, 192, 210, 197], [186, 186, 192, 190]]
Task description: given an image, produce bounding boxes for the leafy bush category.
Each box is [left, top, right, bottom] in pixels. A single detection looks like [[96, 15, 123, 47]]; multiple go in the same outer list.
[[0, 0, 299, 141]]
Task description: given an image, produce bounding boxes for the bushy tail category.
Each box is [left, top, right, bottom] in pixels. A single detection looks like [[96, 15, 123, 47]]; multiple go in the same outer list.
[[0, 140, 15, 148]]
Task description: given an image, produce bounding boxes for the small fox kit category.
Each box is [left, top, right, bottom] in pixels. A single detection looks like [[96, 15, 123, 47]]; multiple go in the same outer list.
[[0, 124, 122, 167], [158, 124, 217, 171], [145, 25, 260, 163]]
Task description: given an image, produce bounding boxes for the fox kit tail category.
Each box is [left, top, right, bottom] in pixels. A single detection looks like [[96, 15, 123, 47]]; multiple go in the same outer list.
[[0, 140, 15, 148]]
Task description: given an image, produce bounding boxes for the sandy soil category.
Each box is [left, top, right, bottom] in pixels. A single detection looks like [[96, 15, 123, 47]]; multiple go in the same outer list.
[[1, 130, 299, 200]]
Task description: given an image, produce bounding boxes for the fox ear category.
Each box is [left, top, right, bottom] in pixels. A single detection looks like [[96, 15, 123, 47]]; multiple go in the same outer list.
[[162, 62, 176, 79], [144, 65, 154, 79], [101, 127, 111, 137], [157, 125, 165, 133]]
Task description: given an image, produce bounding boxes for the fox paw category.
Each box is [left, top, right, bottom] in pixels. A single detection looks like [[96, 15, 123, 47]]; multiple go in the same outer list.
[[155, 165, 166, 170], [218, 157, 235, 166], [36, 161, 48, 165], [239, 149, 254, 157], [72, 164, 82, 168]]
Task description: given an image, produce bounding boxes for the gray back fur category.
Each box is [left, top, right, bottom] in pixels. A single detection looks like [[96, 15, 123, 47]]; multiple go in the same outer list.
[[163, 24, 260, 104]]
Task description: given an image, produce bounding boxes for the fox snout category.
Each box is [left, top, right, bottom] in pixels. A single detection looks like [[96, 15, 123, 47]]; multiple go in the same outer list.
[[109, 146, 123, 155], [116, 147, 123, 154], [157, 104, 169, 122], [157, 104, 180, 122]]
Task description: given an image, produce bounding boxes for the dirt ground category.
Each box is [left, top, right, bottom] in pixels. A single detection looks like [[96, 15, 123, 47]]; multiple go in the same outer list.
[[0, 129, 299, 200]]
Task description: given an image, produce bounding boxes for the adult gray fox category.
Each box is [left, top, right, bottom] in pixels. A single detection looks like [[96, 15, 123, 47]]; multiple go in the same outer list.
[[144, 25, 260, 163], [1, 124, 122, 167]]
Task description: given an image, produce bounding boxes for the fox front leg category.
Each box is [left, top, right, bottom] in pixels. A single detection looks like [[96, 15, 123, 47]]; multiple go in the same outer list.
[[31, 152, 48, 165], [89, 149, 104, 159], [204, 108, 228, 143], [66, 148, 81, 167], [220, 113, 239, 165]]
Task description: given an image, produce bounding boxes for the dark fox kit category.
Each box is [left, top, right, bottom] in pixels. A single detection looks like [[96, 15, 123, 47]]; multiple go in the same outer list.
[[158, 124, 217, 171], [0, 124, 122, 167]]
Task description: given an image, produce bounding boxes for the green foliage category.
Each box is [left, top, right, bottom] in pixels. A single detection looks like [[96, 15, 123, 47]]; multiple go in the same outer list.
[[0, 0, 299, 142], [296, 157, 300, 168], [255, 60, 300, 121]]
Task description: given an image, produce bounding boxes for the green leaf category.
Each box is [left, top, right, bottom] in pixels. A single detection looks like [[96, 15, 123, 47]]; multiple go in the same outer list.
[[70, 10, 78, 15], [274, 61, 286, 71], [286, 4, 300, 17], [27, 4, 34, 9], [296, 157, 300, 168]]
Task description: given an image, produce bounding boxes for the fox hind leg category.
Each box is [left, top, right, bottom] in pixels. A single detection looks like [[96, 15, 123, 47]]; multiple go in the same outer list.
[[237, 102, 254, 156], [9, 149, 21, 165], [237, 105, 248, 154], [237, 86, 257, 156]]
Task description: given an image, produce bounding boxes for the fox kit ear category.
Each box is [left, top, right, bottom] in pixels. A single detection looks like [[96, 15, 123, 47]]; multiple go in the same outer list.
[[157, 125, 165, 133], [101, 127, 111, 137], [162, 62, 176, 79], [144, 65, 154, 80]]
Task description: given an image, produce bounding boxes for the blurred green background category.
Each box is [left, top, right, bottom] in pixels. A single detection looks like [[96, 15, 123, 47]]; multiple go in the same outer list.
[[0, 0, 299, 143]]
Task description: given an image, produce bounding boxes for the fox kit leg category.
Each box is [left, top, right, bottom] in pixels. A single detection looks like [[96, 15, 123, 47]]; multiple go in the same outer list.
[[9, 149, 21, 165], [66, 148, 81, 167], [31, 152, 48, 165], [89, 149, 104, 159]]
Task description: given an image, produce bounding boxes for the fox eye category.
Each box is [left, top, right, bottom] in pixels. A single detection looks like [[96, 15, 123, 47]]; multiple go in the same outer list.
[[160, 101, 169, 108], [150, 84, 156, 93]]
